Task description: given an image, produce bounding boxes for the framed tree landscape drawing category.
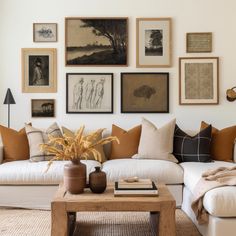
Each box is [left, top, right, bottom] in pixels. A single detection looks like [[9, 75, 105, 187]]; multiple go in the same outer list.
[[66, 73, 113, 113], [136, 18, 171, 68], [179, 57, 219, 105], [65, 17, 128, 66], [121, 73, 169, 113], [22, 48, 57, 93]]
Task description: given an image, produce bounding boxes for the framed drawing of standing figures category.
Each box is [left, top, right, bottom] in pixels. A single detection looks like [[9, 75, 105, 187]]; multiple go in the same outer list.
[[66, 73, 113, 113]]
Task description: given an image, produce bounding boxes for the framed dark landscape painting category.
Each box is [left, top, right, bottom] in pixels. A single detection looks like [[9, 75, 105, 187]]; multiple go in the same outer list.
[[31, 99, 55, 118], [121, 73, 169, 113], [136, 18, 171, 68], [65, 17, 128, 66], [66, 73, 113, 113], [22, 48, 57, 93]]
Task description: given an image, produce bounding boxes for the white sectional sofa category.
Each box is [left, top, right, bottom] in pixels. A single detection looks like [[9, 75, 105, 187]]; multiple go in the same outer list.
[[0, 142, 236, 236]]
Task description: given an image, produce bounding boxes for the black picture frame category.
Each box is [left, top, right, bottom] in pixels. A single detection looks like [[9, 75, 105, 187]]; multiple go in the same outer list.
[[121, 72, 169, 113], [66, 73, 113, 114]]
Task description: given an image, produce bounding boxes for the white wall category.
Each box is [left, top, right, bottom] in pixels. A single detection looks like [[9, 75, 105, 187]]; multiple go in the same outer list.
[[1, 0, 236, 131]]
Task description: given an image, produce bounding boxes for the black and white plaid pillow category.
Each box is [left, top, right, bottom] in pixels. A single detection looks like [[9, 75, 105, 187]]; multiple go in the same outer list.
[[173, 124, 212, 162]]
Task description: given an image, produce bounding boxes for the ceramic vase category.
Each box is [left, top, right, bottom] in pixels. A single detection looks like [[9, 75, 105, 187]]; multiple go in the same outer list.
[[64, 159, 86, 194], [89, 166, 107, 193]]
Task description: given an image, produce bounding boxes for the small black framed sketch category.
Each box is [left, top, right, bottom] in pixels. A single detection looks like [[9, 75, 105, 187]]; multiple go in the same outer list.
[[121, 73, 169, 113], [31, 99, 55, 118], [65, 17, 128, 66], [33, 23, 57, 42], [66, 73, 113, 113]]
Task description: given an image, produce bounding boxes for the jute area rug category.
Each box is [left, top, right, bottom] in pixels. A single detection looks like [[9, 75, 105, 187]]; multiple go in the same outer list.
[[0, 208, 201, 236]]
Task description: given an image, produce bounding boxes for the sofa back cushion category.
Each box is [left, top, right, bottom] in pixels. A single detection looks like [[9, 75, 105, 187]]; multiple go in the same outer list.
[[174, 124, 212, 162], [0, 125, 30, 162], [62, 126, 106, 162], [201, 121, 236, 162], [25, 122, 63, 162], [110, 124, 141, 159], [133, 118, 177, 162]]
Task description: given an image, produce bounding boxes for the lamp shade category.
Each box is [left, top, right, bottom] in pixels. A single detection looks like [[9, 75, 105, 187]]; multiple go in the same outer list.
[[3, 88, 16, 105]]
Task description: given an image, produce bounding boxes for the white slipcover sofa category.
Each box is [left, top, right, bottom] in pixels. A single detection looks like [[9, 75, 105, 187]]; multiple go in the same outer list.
[[0, 142, 236, 236]]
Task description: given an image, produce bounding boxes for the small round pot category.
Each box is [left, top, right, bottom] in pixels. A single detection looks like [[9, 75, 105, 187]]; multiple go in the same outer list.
[[89, 166, 107, 193], [64, 159, 86, 194]]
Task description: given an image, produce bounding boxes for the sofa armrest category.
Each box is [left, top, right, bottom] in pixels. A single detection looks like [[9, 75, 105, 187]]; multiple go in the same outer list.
[[0, 144, 3, 164]]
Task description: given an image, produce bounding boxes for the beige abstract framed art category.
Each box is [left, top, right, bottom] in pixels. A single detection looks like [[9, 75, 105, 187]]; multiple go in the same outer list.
[[179, 57, 219, 105]]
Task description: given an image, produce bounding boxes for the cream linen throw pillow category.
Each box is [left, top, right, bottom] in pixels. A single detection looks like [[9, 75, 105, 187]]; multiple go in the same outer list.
[[132, 118, 177, 163], [25, 122, 63, 162]]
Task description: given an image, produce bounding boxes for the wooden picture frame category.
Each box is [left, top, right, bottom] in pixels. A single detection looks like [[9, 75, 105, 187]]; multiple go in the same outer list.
[[66, 73, 113, 113], [186, 32, 212, 53], [22, 48, 57, 93], [136, 18, 172, 68], [31, 99, 55, 118], [121, 73, 169, 113], [179, 57, 219, 105], [65, 17, 128, 66], [33, 23, 57, 42]]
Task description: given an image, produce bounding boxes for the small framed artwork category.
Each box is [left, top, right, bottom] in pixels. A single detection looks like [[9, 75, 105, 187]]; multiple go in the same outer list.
[[179, 57, 219, 105], [136, 18, 171, 68], [22, 48, 57, 93], [121, 73, 169, 113], [33, 23, 57, 42], [66, 73, 113, 113], [186, 32, 212, 53], [31, 99, 55, 118], [65, 17, 128, 66]]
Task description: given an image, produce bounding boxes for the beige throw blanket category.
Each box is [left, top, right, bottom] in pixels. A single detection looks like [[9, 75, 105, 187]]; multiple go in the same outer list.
[[191, 166, 236, 224]]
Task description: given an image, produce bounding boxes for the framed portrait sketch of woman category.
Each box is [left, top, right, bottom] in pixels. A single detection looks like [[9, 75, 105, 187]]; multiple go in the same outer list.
[[22, 48, 57, 93]]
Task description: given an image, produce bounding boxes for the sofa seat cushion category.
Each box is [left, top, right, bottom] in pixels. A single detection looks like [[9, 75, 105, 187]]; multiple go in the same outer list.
[[0, 160, 101, 185], [181, 161, 236, 217], [102, 159, 183, 184]]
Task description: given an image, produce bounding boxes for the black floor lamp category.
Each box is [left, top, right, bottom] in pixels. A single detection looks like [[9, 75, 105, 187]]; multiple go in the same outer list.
[[3, 88, 16, 128]]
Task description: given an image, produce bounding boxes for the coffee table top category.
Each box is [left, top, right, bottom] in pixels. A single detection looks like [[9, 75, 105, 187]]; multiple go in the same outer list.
[[52, 182, 175, 212]]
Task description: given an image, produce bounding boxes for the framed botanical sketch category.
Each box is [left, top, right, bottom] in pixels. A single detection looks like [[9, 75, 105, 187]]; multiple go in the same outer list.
[[179, 57, 219, 105], [31, 99, 55, 118], [22, 48, 57, 93], [65, 17, 128, 66], [121, 73, 169, 113], [66, 73, 113, 113], [136, 18, 171, 68], [186, 32, 212, 53], [33, 23, 57, 42]]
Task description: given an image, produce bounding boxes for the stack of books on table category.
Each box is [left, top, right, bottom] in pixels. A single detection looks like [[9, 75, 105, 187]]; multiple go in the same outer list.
[[114, 178, 158, 197]]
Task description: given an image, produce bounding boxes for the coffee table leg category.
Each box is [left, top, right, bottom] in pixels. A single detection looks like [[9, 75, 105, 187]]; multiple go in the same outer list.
[[68, 212, 76, 236], [159, 203, 176, 236], [51, 202, 68, 236]]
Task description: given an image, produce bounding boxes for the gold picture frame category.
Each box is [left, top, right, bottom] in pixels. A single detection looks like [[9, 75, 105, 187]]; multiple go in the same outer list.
[[22, 48, 57, 93], [179, 57, 219, 105], [186, 32, 212, 53], [136, 18, 172, 68]]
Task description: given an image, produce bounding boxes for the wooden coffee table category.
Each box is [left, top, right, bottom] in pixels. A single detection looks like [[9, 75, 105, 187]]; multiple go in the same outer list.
[[51, 183, 176, 236]]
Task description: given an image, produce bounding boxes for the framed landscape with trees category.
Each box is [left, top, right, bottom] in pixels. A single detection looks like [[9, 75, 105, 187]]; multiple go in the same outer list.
[[65, 17, 128, 66], [136, 18, 171, 68]]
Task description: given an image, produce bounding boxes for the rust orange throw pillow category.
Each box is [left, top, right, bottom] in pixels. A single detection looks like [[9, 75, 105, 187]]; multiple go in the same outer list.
[[110, 124, 141, 159], [201, 121, 236, 162], [0, 125, 30, 162]]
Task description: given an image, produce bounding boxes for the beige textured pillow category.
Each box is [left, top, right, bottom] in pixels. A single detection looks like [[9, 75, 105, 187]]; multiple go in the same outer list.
[[132, 118, 177, 162], [61, 126, 106, 163], [25, 122, 63, 162]]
